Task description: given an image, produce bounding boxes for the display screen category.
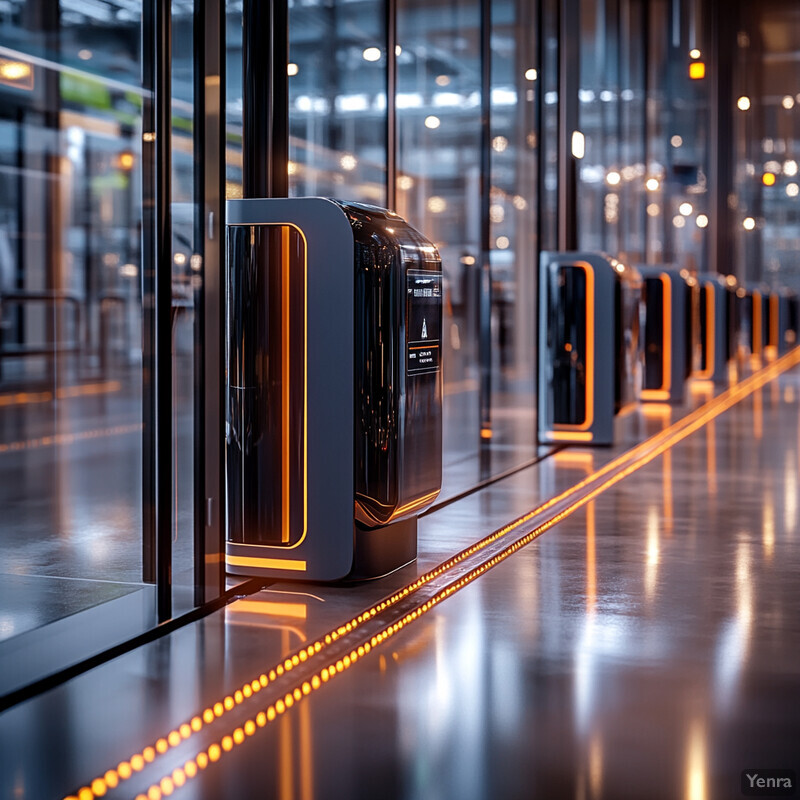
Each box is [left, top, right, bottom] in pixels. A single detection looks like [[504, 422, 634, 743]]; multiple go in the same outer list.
[[406, 270, 442, 376]]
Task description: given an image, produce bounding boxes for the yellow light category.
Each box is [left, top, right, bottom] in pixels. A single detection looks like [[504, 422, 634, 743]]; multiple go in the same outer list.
[[737, 96, 751, 111], [689, 48, 701, 59], [671, 135, 683, 147], [424, 115, 440, 129], [646, 177, 660, 191], [117, 152, 135, 170], [362, 47, 381, 62], [679, 202, 693, 216], [208, 744, 221, 762], [787, 182, 799, 198], [427, 196, 447, 213], [435, 74, 450, 86], [339, 154, 357, 171], [743, 217, 756, 231], [606, 170, 621, 186], [647, 203, 660, 217], [572, 131, 585, 159], [782, 95, 794, 110], [696, 214, 709, 228], [762, 172, 776, 186], [0, 59, 31, 81], [287, 62, 298, 76], [525, 68, 537, 81], [689, 61, 706, 80]]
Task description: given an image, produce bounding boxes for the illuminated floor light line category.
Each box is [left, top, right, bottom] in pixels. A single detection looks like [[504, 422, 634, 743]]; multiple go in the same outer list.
[[64, 348, 800, 800]]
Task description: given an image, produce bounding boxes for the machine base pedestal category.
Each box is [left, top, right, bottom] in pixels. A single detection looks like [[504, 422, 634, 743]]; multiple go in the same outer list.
[[348, 517, 418, 581]]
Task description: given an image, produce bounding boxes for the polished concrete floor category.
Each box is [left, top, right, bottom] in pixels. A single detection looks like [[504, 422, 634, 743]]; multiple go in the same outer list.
[[1, 365, 799, 799]]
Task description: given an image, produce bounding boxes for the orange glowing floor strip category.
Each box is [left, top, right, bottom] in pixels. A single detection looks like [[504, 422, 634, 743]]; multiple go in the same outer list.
[[64, 347, 800, 800]]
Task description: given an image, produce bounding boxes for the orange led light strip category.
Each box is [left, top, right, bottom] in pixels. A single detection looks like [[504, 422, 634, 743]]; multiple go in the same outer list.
[[64, 346, 800, 800], [641, 273, 672, 401]]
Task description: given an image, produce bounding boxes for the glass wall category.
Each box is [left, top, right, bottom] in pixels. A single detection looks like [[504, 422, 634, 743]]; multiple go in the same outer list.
[[733, 0, 800, 292], [0, 0, 151, 685]]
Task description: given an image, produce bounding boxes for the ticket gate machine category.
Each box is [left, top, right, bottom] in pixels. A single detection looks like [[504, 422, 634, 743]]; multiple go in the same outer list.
[[538, 252, 643, 446], [226, 198, 443, 580], [639, 267, 689, 404], [693, 274, 729, 383]]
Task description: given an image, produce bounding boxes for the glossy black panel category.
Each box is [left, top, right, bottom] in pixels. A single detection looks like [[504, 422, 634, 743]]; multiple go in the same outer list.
[[643, 276, 664, 391], [335, 201, 443, 527]]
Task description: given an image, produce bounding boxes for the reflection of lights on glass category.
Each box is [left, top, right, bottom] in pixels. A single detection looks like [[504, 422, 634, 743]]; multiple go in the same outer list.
[[571, 131, 585, 159], [287, 161, 297, 175], [117, 152, 135, 170], [190, 255, 202, 272], [696, 214, 709, 228], [606, 170, 621, 186], [489, 204, 505, 223], [435, 74, 450, 87], [600, 90, 614, 102], [647, 203, 660, 217], [621, 166, 636, 181], [604, 193, 619, 223], [287, 63, 298, 76], [737, 96, 751, 111], [743, 217, 756, 231], [782, 95, 795, 110], [671, 134, 683, 148], [427, 196, 447, 213], [764, 159, 782, 173], [646, 177, 660, 191], [496, 236, 510, 249], [397, 175, 414, 190], [78, 49, 93, 60], [673, 215, 686, 228], [784, 160, 798, 176], [492, 136, 508, 153], [512, 195, 527, 210], [460, 255, 476, 265], [339, 154, 357, 171], [119, 264, 138, 278], [362, 47, 381, 62], [786, 183, 799, 198], [395, 45, 402, 56], [424, 115, 440, 129], [689, 48, 701, 59], [679, 202, 693, 216], [0, 60, 32, 81], [174, 253, 187, 266], [762, 172, 776, 187], [524, 68, 537, 81]]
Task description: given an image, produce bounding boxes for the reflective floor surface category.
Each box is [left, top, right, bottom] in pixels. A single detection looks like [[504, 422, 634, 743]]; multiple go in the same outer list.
[[1, 367, 799, 799]]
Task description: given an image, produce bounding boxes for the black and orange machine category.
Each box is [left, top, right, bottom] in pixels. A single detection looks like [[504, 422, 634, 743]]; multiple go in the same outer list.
[[744, 283, 770, 363], [225, 198, 443, 581], [639, 266, 690, 404], [767, 288, 799, 358], [538, 252, 643, 446], [692, 274, 729, 383]]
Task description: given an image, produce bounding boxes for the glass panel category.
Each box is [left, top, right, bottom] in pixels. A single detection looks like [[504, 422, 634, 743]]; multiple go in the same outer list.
[[488, 0, 538, 468], [0, 1, 151, 673], [396, 0, 482, 490], [171, 0, 197, 605], [225, 0, 387, 205], [288, 0, 387, 203]]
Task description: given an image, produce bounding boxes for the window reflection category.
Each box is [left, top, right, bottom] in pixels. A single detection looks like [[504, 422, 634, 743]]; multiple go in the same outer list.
[[0, 2, 147, 645]]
